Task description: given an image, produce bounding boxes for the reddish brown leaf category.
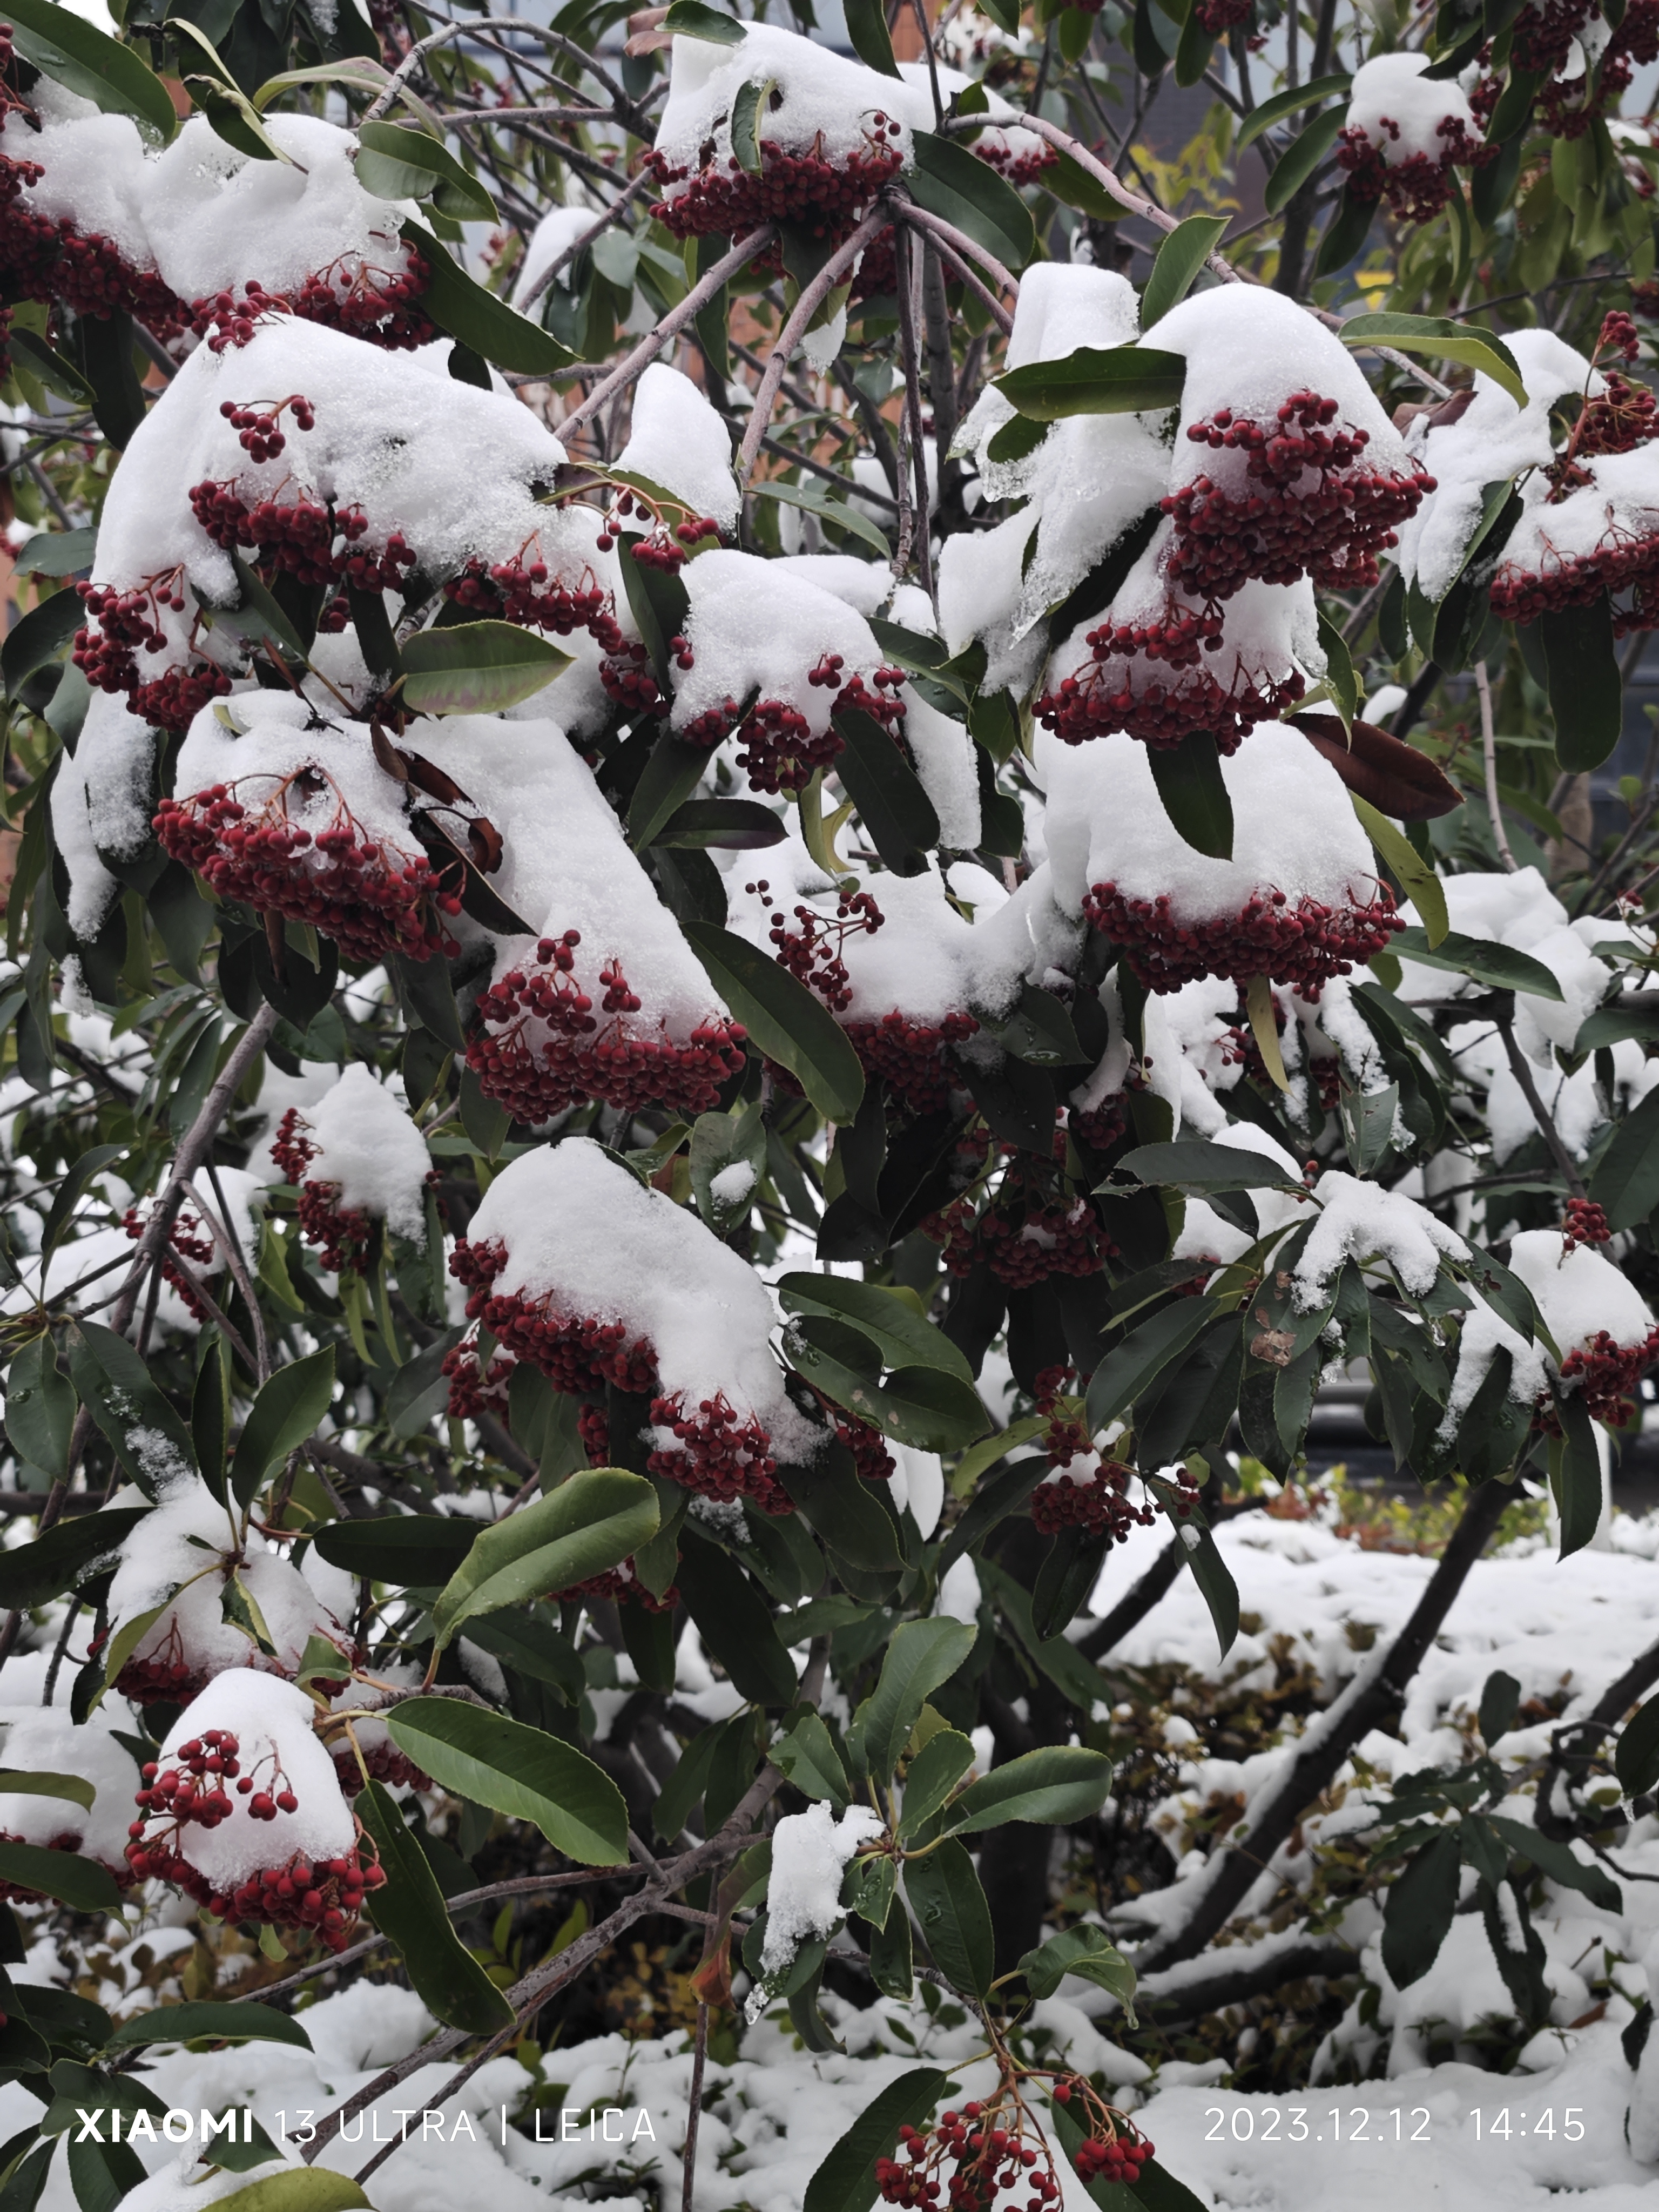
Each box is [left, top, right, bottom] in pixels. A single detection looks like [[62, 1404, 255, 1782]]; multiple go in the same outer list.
[[402, 751, 471, 807], [1290, 713, 1463, 822], [370, 725, 410, 784]]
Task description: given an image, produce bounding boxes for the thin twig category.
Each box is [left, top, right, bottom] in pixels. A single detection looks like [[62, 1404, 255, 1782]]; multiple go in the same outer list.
[[682, 2003, 710, 2212], [1496, 1013, 1588, 1199], [1475, 659, 1519, 874], [736, 211, 888, 483], [515, 170, 659, 312]]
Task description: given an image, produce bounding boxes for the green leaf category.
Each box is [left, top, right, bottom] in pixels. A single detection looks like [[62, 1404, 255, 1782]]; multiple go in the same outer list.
[[461, 1608, 585, 1703], [776, 1448, 904, 1574], [41, 1146, 125, 1273], [749, 478, 891, 559], [1236, 71, 1352, 150], [910, 132, 1034, 275], [1338, 313, 1527, 408], [979, 983, 1089, 1069], [356, 1781, 514, 2034], [0, 1843, 123, 1913], [230, 1349, 334, 1507], [662, 0, 746, 41], [1540, 596, 1622, 773], [1478, 1668, 1522, 1745], [852, 1618, 977, 1783], [690, 1101, 766, 1233], [776, 1274, 974, 1382], [729, 76, 771, 173], [1115, 1139, 1298, 1194], [994, 343, 1186, 422], [358, 120, 497, 225], [1086, 1300, 1215, 1432], [399, 621, 571, 717], [896, 1728, 976, 1838], [1483, 1811, 1622, 1908], [1381, 1827, 1460, 1987], [430, 1468, 659, 1649], [904, 1837, 993, 1998], [841, 0, 902, 75], [655, 799, 787, 851], [12, 527, 96, 579], [3, 1337, 75, 1483], [833, 705, 941, 874], [1553, 1395, 1604, 1562], [0, 1771, 92, 1812], [401, 221, 577, 377], [943, 1745, 1113, 1833], [1145, 730, 1233, 859], [1264, 106, 1346, 214], [310, 1513, 475, 1588], [2, 591, 83, 700], [6, 328, 95, 408], [802, 2069, 950, 2212], [681, 920, 864, 1122], [786, 1331, 990, 1452], [1138, 215, 1228, 327], [773, 1710, 851, 1811], [386, 1700, 628, 1864], [675, 1530, 799, 1705], [1388, 926, 1564, 999], [1020, 1925, 1137, 2017], [207, 2167, 375, 2212], [66, 1323, 197, 1497], [1589, 1081, 1659, 1230], [1616, 1696, 1659, 1799], [5, 0, 176, 139], [1351, 794, 1449, 947], [106, 2002, 312, 2050]]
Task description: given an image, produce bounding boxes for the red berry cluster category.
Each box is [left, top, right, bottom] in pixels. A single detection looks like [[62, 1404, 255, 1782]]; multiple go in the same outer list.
[[1569, 372, 1658, 461], [189, 480, 417, 596], [468, 929, 749, 1123], [188, 251, 435, 353], [1556, 1323, 1659, 1426], [121, 1201, 217, 1321], [218, 392, 315, 461], [926, 1189, 1117, 1289], [73, 570, 186, 693], [578, 1400, 611, 1464], [648, 1389, 791, 1513], [594, 490, 724, 565], [753, 878, 885, 1013], [1163, 395, 1435, 598], [271, 1108, 378, 1276], [972, 138, 1058, 190], [451, 1238, 660, 1402], [646, 122, 903, 244], [155, 775, 458, 966], [442, 1333, 516, 1421], [1068, 1094, 1129, 1151], [1536, 0, 1659, 136], [878, 2107, 1057, 2212], [1036, 639, 1304, 752], [1336, 112, 1496, 224], [1195, 0, 1252, 24], [446, 553, 625, 649], [0, 185, 187, 335], [1562, 1196, 1613, 1251], [601, 641, 664, 716], [1489, 515, 1659, 631], [844, 1010, 981, 1116], [105, 1613, 211, 1707], [1081, 877, 1403, 995], [331, 1736, 428, 1798], [547, 1558, 681, 1613], [1512, 0, 1592, 74]]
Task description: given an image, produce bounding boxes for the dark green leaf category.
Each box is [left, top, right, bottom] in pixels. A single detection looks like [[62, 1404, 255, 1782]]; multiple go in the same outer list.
[[430, 1468, 659, 1647], [675, 1529, 799, 1705], [1478, 1669, 1521, 1745], [1145, 730, 1233, 859], [12, 528, 96, 579], [2, 592, 83, 701], [399, 621, 571, 717], [905, 1837, 993, 1997], [655, 799, 786, 851], [386, 1700, 628, 1863], [1540, 596, 1622, 772], [1264, 106, 1345, 214], [895, 1728, 976, 1838], [1139, 215, 1228, 326], [1086, 1300, 1215, 1432], [6, 0, 177, 138], [401, 221, 577, 377], [777, 1274, 974, 1381], [1020, 1925, 1137, 2013], [773, 1710, 851, 1810], [661, 0, 745, 40], [979, 984, 1089, 1069], [230, 1349, 334, 1507], [833, 706, 940, 874], [0, 1507, 144, 1617], [358, 1782, 514, 2033], [66, 1323, 197, 1496], [1339, 313, 1527, 407], [841, 0, 902, 72], [1588, 1082, 1659, 1230], [943, 1744, 1112, 1833], [910, 132, 1034, 274], [356, 120, 497, 224], [751, 480, 890, 559], [852, 1618, 977, 1782], [1616, 1696, 1659, 1799], [1553, 1396, 1604, 1562], [1389, 927, 1564, 999], [1381, 1828, 1460, 1987], [1115, 1139, 1298, 1193], [802, 2069, 950, 2212], [310, 1513, 475, 1588], [682, 921, 864, 1121], [0, 1844, 122, 1913], [1484, 1811, 1622, 1908], [1236, 72, 1353, 149], [106, 2002, 311, 2050], [776, 1446, 905, 1573], [3, 1336, 75, 1483], [994, 344, 1186, 422]]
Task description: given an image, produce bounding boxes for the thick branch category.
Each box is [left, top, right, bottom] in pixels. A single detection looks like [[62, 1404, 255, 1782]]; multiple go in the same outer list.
[[1132, 1474, 1511, 1971], [893, 203, 1017, 333]]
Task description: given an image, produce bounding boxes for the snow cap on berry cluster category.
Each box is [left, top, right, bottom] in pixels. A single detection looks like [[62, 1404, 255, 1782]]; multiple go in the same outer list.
[[1343, 53, 1486, 167], [1, 77, 158, 281], [1394, 329, 1589, 600], [671, 548, 897, 747], [106, 1472, 354, 1699], [614, 363, 741, 536], [1507, 1228, 1656, 1362], [1038, 722, 1393, 987], [652, 22, 918, 206], [1440, 1287, 1554, 1440], [0, 1710, 137, 1874], [81, 316, 567, 706], [463, 1137, 820, 1465], [291, 1063, 431, 1246], [1292, 1169, 1469, 1309], [1489, 439, 1659, 624], [150, 1670, 355, 1892]]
